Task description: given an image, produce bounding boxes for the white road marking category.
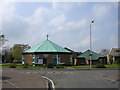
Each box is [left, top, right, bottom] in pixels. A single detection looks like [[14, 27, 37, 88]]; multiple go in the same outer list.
[[42, 76, 55, 90], [4, 80, 19, 88], [0, 70, 3, 71]]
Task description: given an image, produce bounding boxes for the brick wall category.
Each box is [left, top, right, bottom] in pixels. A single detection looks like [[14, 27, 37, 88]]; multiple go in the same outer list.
[[24, 53, 71, 65], [60, 54, 71, 65], [38, 53, 71, 65], [86, 60, 99, 65], [76, 59, 100, 65], [24, 54, 33, 65]]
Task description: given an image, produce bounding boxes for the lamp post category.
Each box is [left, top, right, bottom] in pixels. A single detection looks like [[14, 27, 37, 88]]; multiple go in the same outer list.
[[90, 20, 94, 69]]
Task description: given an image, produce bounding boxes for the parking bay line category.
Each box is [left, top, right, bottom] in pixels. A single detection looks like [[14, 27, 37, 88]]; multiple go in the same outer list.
[[4, 80, 20, 88]]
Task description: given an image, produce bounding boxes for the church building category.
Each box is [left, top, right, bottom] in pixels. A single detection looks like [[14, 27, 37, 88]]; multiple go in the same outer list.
[[22, 37, 72, 66]]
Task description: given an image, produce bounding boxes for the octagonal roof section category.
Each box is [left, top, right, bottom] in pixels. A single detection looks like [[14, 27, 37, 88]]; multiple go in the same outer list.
[[24, 40, 71, 53]]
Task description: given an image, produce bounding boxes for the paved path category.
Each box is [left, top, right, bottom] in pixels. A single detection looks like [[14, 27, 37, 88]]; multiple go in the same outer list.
[[2, 68, 47, 88]]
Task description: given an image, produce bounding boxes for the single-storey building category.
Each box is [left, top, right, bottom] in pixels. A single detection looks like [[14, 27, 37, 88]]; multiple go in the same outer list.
[[107, 48, 120, 64], [75, 50, 107, 65], [22, 39, 72, 66], [64, 47, 82, 65]]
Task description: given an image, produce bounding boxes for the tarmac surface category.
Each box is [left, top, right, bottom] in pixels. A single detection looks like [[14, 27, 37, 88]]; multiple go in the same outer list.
[[2, 68, 47, 88], [1, 68, 120, 89]]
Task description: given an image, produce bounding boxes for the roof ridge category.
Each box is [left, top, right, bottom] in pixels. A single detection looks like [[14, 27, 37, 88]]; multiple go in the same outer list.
[[79, 50, 101, 56], [80, 50, 88, 55], [48, 40, 59, 52], [35, 40, 47, 52], [90, 50, 103, 57]]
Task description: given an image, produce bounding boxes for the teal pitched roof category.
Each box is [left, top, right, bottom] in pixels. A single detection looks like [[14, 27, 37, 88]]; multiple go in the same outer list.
[[25, 40, 71, 53], [77, 50, 104, 60]]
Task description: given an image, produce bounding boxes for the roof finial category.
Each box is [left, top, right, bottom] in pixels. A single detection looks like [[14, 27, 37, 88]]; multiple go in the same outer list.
[[47, 35, 49, 40]]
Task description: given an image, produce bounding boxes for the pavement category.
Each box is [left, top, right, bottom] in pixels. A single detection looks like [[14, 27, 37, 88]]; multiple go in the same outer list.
[[1, 68, 120, 89]]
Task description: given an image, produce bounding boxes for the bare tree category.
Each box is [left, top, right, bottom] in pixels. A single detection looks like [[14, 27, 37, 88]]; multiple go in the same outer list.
[[0, 34, 8, 63], [99, 49, 110, 56], [0, 34, 8, 54]]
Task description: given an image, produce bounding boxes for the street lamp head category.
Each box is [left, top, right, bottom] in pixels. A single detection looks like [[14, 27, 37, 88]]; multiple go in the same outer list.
[[92, 21, 94, 23]]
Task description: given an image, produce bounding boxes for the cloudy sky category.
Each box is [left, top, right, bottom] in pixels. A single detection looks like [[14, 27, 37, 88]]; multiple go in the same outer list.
[[0, 1, 118, 52]]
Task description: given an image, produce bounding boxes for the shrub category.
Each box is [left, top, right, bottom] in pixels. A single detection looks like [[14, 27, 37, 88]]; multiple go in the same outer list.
[[55, 65, 65, 69], [38, 66, 48, 68], [110, 59, 113, 64], [47, 63, 54, 68], [109, 57, 113, 64], [56, 65, 61, 68], [116, 59, 120, 65], [64, 64, 71, 66], [9, 63, 16, 68], [23, 63, 29, 68], [95, 63, 106, 68], [13, 60, 18, 63], [24, 63, 29, 66], [43, 66, 48, 68]]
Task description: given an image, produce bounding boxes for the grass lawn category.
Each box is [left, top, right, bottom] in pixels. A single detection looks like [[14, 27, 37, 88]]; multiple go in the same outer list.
[[70, 64, 119, 69], [105, 65, 119, 68], [0, 63, 119, 69], [0, 63, 65, 69], [0, 63, 48, 68], [69, 65, 94, 69], [0, 63, 23, 68]]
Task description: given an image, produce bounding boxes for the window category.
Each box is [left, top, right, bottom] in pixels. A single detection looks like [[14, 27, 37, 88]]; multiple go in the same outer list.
[[58, 55, 60, 64], [70, 55, 72, 65], [37, 59, 43, 64], [114, 50, 120, 53], [53, 54, 60, 65], [36, 54, 39, 58], [80, 59, 85, 64], [53, 54, 57, 58], [99, 58, 103, 63]]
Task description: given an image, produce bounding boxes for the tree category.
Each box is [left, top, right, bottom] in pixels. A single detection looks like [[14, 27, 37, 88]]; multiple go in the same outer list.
[[99, 49, 110, 56], [20, 44, 31, 52], [0, 34, 8, 48], [3, 47, 14, 63], [109, 57, 113, 64], [0, 34, 5, 48], [12, 45, 22, 60], [2, 44, 30, 63], [0, 34, 8, 63], [12, 44, 30, 60]]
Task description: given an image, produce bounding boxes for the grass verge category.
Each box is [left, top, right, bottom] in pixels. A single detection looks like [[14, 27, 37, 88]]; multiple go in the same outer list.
[[69, 65, 95, 69], [0, 63, 119, 69], [105, 65, 119, 68]]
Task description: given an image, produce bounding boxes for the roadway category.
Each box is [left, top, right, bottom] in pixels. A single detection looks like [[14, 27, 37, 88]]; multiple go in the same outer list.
[[1, 68, 119, 89]]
